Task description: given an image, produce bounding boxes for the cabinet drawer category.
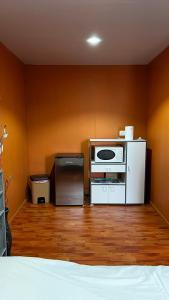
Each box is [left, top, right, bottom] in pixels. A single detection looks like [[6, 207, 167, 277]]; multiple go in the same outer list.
[[91, 184, 125, 204], [91, 164, 126, 173]]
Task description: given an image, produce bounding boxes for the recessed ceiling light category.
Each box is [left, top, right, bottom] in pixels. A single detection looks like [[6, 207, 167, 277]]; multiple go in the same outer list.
[[86, 35, 102, 46]]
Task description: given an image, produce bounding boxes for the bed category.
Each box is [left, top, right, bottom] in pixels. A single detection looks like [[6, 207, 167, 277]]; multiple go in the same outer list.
[[0, 257, 169, 300]]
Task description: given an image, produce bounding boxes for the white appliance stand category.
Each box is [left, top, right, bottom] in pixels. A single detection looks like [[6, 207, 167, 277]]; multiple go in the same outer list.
[[89, 139, 146, 205]]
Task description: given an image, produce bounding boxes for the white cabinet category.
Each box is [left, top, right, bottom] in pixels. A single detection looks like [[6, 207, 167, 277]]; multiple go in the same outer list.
[[126, 141, 146, 204], [108, 185, 125, 204], [91, 185, 108, 204], [91, 185, 125, 204], [89, 139, 146, 205]]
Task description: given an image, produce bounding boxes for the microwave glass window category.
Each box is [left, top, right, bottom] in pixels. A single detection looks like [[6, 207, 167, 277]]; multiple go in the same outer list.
[[94, 147, 124, 163], [97, 149, 115, 160]]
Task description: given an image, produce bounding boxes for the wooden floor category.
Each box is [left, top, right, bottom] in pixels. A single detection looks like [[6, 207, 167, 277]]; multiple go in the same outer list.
[[11, 202, 169, 265]]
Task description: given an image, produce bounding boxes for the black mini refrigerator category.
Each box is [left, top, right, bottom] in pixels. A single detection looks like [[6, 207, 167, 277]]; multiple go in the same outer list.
[[53, 153, 84, 205]]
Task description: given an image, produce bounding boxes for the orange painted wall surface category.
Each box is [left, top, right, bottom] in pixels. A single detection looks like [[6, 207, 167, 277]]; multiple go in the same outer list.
[[147, 47, 169, 222], [26, 66, 147, 189], [0, 43, 28, 218], [1, 38, 169, 221]]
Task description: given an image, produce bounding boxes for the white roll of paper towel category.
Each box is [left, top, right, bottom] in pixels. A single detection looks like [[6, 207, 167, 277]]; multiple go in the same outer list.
[[119, 126, 134, 140]]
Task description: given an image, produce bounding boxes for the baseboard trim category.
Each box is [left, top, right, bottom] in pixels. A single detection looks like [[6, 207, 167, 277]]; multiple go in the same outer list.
[[9, 199, 26, 224], [150, 201, 169, 226]]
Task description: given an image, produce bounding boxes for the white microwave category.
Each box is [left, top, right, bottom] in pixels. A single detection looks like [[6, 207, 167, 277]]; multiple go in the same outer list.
[[94, 147, 123, 163]]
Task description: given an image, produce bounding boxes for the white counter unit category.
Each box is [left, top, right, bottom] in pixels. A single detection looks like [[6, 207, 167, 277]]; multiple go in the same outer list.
[[89, 139, 146, 205], [91, 184, 125, 204]]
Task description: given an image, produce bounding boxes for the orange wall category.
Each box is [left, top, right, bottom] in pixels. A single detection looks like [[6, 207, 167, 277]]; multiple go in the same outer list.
[[1, 39, 169, 221], [26, 66, 147, 189], [147, 47, 169, 222], [0, 43, 28, 219]]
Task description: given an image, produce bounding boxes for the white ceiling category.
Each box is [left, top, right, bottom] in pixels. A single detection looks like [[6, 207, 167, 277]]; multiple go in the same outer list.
[[0, 0, 169, 65]]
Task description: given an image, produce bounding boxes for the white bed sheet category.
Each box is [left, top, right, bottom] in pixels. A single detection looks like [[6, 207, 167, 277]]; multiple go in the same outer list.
[[0, 257, 169, 300]]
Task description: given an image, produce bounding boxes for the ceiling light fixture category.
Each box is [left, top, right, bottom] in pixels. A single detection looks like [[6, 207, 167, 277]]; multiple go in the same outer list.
[[86, 35, 102, 46]]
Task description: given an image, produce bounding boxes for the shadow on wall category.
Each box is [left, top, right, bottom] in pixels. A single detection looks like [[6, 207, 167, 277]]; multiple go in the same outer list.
[[45, 154, 56, 177]]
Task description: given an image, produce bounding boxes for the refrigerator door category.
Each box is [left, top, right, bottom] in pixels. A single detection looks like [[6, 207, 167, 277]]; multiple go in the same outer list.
[[55, 156, 84, 205]]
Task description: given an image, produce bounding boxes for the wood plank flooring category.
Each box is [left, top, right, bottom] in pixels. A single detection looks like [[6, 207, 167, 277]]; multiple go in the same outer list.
[[11, 203, 169, 265]]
